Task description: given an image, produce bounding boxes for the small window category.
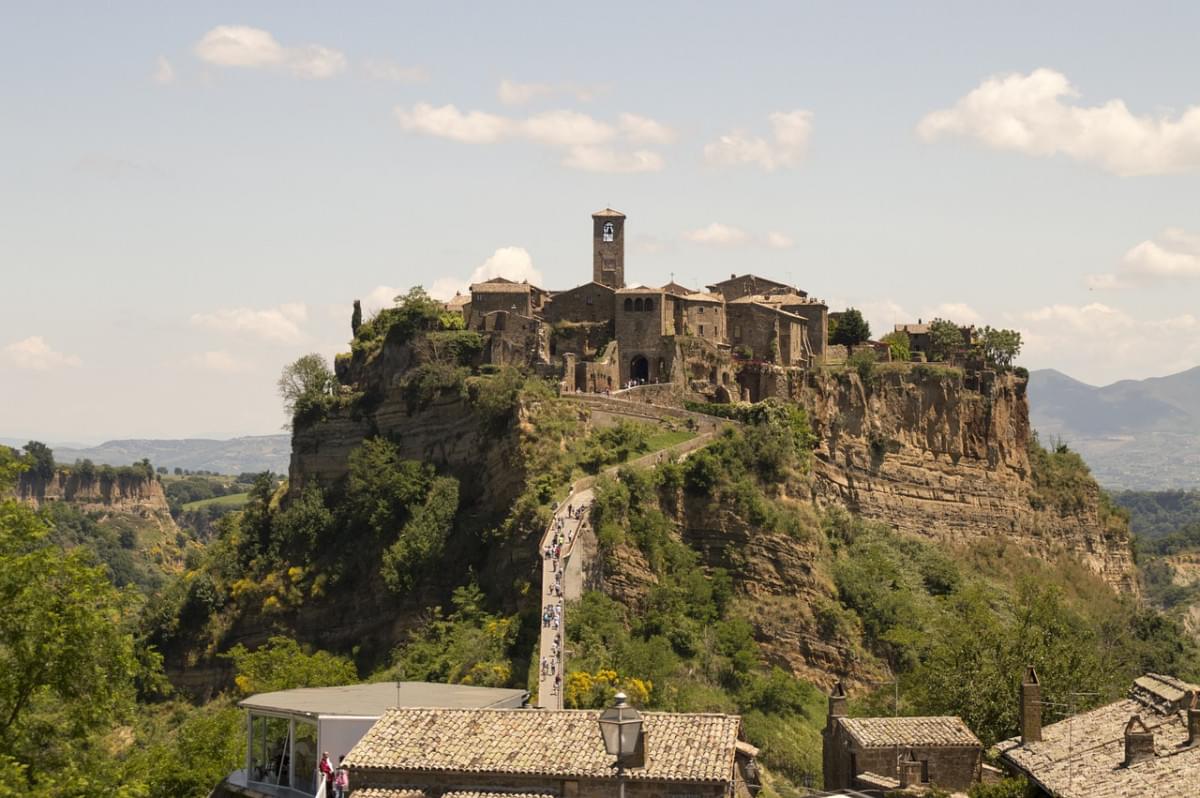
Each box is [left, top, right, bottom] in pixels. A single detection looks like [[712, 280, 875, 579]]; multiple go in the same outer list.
[[698, 306, 705, 314], [699, 324, 705, 336], [645, 297, 654, 312], [624, 298, 633, 312], [603, 222, 615, 242], [586, 295, 593, 305], [634, 298, 644, 312]]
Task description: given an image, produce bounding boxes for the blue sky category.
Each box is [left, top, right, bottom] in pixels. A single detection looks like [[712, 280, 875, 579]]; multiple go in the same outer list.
[[3, 2, 1199, 441]]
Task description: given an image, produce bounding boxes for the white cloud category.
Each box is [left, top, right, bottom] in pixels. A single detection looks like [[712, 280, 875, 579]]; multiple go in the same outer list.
[[1086, 227, 1200, 289], [361, 60, 427, 83], [194, 25, 346, 79], [394, 103, 670, 173], [191, 350, 251, 373], [2, 336, 81, 370], [561, 146, 664, 173], [190, 303, 308, 343], [918, 69, 1200, 176], [684, 223, 749, 246], [498, 79, 553, 106], [427, 247, 543, 301], [361, 285, 403, 314], [522, 110, 613, 147], [765, 232, 794, 249], [497, 79, 608, 106], [395, 103, 512, 143], [152, 56, 175, 85], [618, 113, 676, 144], [704, 110, 813, 171]]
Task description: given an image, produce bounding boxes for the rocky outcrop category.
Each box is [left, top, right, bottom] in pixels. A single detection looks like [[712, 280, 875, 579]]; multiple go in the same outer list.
[[17, 470, 169, 515], [797, 368, 1137, 594]]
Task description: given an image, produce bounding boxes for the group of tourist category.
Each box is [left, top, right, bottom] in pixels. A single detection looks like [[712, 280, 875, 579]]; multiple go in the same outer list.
[[318, 753, 349, 797], [539, 497, 591, 702]]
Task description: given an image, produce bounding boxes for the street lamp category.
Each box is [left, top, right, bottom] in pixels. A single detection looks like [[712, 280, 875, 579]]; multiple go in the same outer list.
[[598, 692, 643, 798]]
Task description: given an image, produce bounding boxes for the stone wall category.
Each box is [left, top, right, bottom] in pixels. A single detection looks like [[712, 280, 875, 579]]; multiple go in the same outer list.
[[544, 282, 615, 325], [350, 770, 728, 798], [785, 302, 828, 361], [615, 291, 675, 384], [480, 311, 548, 366], [468, 288, 532, 327]]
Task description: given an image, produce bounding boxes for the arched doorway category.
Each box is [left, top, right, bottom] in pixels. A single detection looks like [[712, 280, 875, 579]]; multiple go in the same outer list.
[[630, 355, 649, 383]]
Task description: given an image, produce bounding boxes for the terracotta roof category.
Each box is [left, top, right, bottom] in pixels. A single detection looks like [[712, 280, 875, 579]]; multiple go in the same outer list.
[[471, 283, 532, 294], [682, 292, 722, 303], [660, 281, 695, 296], [445, 294, 471, 308], [444, 793, 555, 798], [839, 716, 981, 748], [592, 208, 626, 217], [344, 708, 742, 784], [994, 675, 1200, 798]]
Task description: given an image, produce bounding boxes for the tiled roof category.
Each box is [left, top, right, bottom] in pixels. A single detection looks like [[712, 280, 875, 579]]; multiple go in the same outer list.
[[344, 708, 742, 784], [443, 793, 555, 798], [471, 283, 532, 294], [994, 675, 1200, 798], [682, 292, 722, 303], [660, 281, 695, 296], [839, 716, 981, 748], [592, 208, 626, 217]]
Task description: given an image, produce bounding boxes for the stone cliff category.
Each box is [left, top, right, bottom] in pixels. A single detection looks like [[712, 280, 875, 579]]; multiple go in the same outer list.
[[17, 469, 170, 515], [796, 367, 1137, 594]]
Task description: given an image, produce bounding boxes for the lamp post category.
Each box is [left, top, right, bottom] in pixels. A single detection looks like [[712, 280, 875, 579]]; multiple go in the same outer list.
[[598, 691, 643, 798]]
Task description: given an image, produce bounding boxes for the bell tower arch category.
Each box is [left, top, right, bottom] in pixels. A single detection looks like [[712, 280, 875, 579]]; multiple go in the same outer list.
[[592, 208, 625, 289]]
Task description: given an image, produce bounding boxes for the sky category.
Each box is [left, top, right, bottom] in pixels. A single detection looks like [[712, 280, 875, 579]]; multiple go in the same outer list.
[[2, 2, 1200, 442]]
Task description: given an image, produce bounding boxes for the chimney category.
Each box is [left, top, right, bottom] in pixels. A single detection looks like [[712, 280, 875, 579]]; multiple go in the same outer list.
[[1188, 692, 1200, 747], [1123, 715, 1155, 767], [827, 681, 848, 728], [898, 750, 923, 788], [1020, 666, 1042, 744]]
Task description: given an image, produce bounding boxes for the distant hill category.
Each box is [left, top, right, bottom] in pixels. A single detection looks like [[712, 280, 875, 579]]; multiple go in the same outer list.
[[1028, 366, 1200, 490], [18, 435, 292, 475]]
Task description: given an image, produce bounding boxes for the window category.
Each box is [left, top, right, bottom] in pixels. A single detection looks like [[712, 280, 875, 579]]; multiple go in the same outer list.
[[699, 324, 705, 336], [624, 298, 633, 312], [603, 222, 615, 242], [586, 295, 593, 305], [645, 297, 654, 312], [634, 298, 644, 312], [698, 306, 705, 314]]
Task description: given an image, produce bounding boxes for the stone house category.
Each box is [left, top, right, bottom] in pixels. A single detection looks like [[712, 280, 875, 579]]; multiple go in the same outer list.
[[993, 670, 1200, 798], [462, 208, 829, 392], [822, 682, 982, 793], [343, 707, 761, 798]]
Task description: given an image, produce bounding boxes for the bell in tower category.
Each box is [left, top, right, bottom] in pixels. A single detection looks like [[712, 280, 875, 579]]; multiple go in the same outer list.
[[592, 208, 625, 289]]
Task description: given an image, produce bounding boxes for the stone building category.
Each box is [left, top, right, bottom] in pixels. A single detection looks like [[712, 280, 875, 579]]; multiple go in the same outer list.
[[822, 682, 983, 794], [993, 671, 1200, 798], [463, 208, 829, 394], [343, 707, 761, 797]]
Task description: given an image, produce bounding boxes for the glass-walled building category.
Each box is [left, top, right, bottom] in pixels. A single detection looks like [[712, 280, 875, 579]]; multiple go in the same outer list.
[[222, 681, 528, 797]]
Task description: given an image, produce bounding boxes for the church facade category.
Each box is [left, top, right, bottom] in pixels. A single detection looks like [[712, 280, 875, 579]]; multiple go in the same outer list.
[[452, 209, 829, 399]]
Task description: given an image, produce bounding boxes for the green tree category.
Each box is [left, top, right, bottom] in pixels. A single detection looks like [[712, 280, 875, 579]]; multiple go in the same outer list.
[[277, 353, 334, 424], [831, 308, 871, 346], [21, 441, 55, 481], [927, 318, 965, 362], [881, 330, 911, 362], [979, 326, 1023, 369], [344, 438, 434, 539], [351, 298, 363, 336], [0, 448, 143, 788], [224, 635, 357, 696], [381, 476, 460, 593]]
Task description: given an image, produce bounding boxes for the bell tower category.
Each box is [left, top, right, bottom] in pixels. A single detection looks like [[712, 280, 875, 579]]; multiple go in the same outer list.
[[592, 208, 626, 289]]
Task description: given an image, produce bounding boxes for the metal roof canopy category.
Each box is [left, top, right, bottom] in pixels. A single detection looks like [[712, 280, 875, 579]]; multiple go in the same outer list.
[[238, 681, 529, 720]]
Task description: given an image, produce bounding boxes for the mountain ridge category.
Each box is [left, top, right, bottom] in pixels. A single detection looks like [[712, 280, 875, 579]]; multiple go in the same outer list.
[[1028, 365, 1200, 490], [1, 434, 292, 475]]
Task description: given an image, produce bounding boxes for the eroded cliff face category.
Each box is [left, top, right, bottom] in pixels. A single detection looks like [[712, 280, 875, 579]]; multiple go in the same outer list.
[[798, 369, 1137, 594], [17, 470, 170, 515]]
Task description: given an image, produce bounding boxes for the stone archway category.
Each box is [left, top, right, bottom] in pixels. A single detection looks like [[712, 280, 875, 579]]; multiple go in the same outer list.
[[630, 355, 649, 383]]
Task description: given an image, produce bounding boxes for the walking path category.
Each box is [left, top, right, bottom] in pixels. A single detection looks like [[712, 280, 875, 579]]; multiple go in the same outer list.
[[534, 402, 732, 708]]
